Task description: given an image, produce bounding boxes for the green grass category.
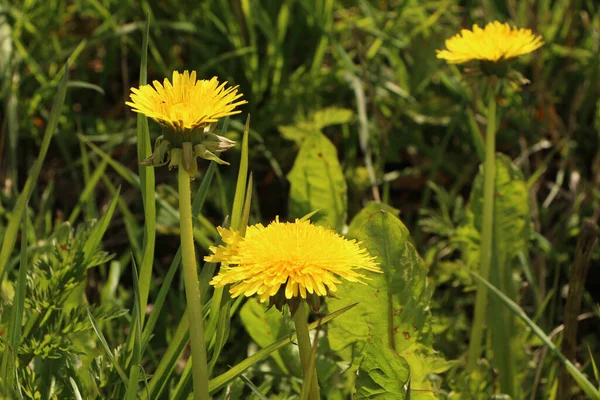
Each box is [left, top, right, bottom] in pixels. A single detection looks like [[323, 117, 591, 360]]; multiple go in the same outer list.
[[1, 0, 599, 399]]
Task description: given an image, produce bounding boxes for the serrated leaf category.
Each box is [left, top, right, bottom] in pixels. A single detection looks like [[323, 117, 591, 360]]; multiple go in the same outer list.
[[328, 202, 449, 394], [355, 335, 409, 399], [279, 107, 353, 143], [312, 107, 353, 130], [287, 132, 347, 231], [279, 123, 316, 143]]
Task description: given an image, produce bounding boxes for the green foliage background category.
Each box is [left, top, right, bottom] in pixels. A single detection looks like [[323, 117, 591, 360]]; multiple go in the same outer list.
[[1, 0, 599, 399]]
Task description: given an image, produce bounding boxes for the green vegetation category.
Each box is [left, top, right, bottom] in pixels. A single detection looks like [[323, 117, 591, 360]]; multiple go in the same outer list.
[[1, 1, 599, 399]]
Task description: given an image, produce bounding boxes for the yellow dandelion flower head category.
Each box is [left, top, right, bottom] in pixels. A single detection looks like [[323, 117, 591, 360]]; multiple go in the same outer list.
[[126, 70, 247, 130], [206, 218, 381, 304], [436, 21, 544, 64]]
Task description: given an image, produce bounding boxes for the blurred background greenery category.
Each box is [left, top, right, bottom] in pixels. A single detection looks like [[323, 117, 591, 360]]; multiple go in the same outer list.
[[1, 0, 599, 398]]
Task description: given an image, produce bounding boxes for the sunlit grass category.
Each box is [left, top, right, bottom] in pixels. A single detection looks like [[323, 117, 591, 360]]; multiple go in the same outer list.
[[1, 1, 599, 399]]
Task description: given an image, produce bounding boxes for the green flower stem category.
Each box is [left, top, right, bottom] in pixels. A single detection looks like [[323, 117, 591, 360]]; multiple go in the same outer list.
[[466, 88, 497, 372], [178, 166, 210, 400], [292, 303, 320, 400]]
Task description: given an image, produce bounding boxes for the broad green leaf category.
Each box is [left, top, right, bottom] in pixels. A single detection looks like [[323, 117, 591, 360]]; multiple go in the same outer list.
[[279, 123, 315, 143], [278, 107, 353, 143], [355, 335, 409, 399], [287, 132, 347, 231], [328, 202, 449, 394], [312, 107, 353, 130]]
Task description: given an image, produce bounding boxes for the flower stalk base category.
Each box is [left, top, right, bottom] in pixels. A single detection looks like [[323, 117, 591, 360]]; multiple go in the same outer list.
[[292, 303, 320, 400], [466, 87, 497, 372], [178, 166, 210, 400]]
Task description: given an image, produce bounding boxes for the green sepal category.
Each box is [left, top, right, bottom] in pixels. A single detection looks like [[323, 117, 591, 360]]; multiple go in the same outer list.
[[168, 148, 182, 170], [194, 144, 230, 165], [141, 135, 171, 166], [201, 132, 236, 153], [181, 142, 198, 178]]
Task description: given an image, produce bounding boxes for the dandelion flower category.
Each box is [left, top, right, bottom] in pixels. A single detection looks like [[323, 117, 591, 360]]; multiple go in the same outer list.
[[125, 71, 247, 176], [126, 70, 246, 131], [436, 21, 544, 64], [207, 218, 380, 312]]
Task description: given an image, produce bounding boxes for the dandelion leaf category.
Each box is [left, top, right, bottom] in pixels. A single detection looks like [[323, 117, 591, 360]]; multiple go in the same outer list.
[[312, 107, 353, 130], [287, 131, 347, 231], [279, 107, 352, 143], [328, 202, 449, 397], [355, 335, 409, 399]]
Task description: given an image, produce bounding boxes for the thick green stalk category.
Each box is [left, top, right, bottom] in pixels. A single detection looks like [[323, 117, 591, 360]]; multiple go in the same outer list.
[[489, 221, 516, 397], [292, 303, 320, 400], [466, 92, 497, 372], [178, 166, 210, 400]]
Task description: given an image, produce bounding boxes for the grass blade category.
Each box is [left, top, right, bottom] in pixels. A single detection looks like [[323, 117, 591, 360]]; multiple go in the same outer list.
[[0, 207, 28, 387], [171, 358, 192, 400], [69, 377, 84, 400], [0, 62, 69, 279], [470, 271, 600, 399], [135, 14, 156, 318], [207, 295, 232, 375], [239, 374, 268, 400], [466, 108, 485, 163], [230, 115, 250, 230], [588, 346, 599, 387], [67, 158, 107, 224], [125, 258, 143, 400], [82, 186, 120, 264], [240, 173, 253, 236], [77, 135, 139, 186], [208, 303, 357, 394], [87, 308, 129, 385], [101, 175, 141, 261], [142, 310, 190, 400]]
